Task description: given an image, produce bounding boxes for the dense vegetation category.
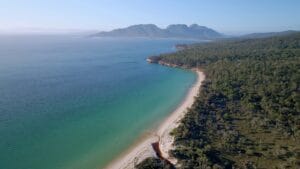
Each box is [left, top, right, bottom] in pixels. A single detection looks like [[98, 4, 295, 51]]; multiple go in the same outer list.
[[137, 33, 300, 169], [136, 157, 174, 169]]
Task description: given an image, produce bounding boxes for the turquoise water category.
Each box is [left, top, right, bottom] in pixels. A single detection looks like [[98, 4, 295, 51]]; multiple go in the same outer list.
[[0, 35, 197, 169]]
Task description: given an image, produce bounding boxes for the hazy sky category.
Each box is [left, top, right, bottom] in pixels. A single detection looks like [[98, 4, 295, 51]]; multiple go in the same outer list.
[[1, 0, 300, 34]]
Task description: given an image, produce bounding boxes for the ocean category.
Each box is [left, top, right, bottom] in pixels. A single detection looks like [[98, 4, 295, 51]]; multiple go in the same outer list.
[[0, 35, 197, 169]]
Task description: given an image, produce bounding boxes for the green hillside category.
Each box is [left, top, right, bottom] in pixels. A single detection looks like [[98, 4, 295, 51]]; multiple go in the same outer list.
[[138, 33, 300, 169]]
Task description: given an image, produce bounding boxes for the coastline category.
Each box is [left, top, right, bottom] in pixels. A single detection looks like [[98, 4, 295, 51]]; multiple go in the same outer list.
[[105, 69, 205, 169]]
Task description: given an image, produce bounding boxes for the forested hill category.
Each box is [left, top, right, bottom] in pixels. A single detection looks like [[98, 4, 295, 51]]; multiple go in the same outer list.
[[138, 33, 300, 168], [238, 30, 298, 39]]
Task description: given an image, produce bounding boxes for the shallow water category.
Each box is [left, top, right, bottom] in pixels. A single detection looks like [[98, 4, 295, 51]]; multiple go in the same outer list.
[[0, 35, 197, 169]]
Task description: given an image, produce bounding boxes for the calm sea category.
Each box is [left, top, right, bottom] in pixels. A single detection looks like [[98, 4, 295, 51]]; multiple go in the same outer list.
[[0, 35, 197, 169]]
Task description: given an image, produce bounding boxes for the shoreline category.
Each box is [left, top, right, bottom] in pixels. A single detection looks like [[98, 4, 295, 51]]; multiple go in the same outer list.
[[104, 69, 205, 169]]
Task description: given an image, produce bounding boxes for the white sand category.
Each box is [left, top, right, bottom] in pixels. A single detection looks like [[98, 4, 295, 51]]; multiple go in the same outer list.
[[105, 70, 205, 169]]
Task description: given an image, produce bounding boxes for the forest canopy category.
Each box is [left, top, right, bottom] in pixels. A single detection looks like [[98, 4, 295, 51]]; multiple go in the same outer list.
[[138, 33, 300, 169]]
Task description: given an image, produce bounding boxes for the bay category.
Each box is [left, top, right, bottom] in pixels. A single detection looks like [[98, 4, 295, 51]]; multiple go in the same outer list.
[[0, 35, 197, 169]]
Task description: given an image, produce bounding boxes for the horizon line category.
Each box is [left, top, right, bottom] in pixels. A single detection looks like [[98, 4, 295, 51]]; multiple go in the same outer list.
[[0, 25, 299, 36]]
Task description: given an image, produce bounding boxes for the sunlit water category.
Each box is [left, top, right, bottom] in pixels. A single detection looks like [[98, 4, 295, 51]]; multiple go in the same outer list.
[[0, 35, 197, 169]]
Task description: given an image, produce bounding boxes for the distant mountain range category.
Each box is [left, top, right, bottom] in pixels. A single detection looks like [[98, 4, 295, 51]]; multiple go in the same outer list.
[[91, 24, 299, 40], [91, 24, 223, 40], [238, 30, 299, 39]]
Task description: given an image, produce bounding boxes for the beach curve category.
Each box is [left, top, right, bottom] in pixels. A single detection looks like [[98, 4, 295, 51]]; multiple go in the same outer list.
[[104, 70, 205, 169]]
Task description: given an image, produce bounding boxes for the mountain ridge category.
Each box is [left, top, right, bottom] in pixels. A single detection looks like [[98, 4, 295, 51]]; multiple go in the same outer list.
[[238, 30, 299, 39], [91, 24, 223, 40]]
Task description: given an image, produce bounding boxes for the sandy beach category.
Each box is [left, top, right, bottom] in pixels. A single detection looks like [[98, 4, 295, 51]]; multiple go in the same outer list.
[[105, 70, 205, 169]]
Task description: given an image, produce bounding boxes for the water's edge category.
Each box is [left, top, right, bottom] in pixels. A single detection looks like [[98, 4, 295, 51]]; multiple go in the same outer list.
[[104, 67, 203, 169]]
